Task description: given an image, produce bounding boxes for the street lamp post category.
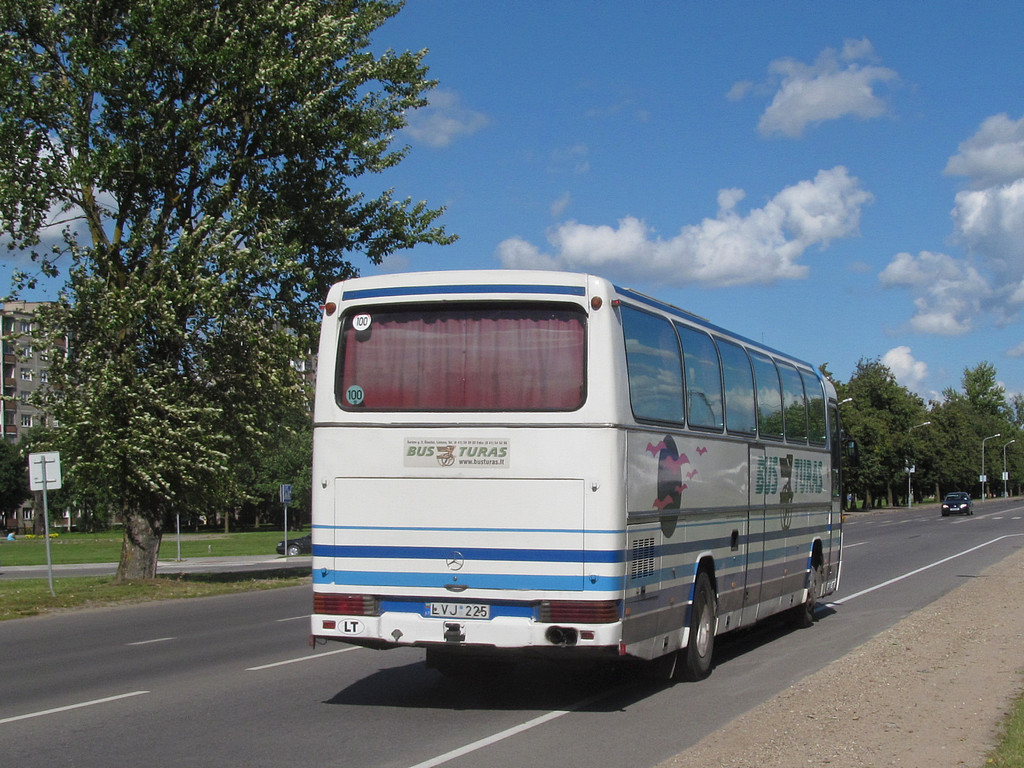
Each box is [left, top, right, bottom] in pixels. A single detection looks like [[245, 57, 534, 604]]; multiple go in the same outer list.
[[907, 421, 931, 507], [982, 433, 1001, 500], [1003, 440, 1017, 498]]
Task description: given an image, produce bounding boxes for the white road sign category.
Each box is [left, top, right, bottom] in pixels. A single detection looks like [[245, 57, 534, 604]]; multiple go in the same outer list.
[[28, 451, 62, 491]]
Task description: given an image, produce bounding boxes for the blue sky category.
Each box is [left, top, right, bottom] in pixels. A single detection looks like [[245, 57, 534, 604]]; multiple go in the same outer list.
[[361, 1, 1024, 403], [4, 2, 1023, 403]]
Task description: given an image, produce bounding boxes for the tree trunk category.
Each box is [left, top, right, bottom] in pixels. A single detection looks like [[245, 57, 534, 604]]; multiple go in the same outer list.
[[116, 508, 162, 582]]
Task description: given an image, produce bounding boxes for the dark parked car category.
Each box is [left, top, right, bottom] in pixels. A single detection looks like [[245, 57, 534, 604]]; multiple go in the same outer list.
[[276, 533, 312, 556], [940, 492, 973, 516]]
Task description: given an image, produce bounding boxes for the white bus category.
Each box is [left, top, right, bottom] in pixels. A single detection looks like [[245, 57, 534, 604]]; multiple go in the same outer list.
[[310, 270, 843, 680]]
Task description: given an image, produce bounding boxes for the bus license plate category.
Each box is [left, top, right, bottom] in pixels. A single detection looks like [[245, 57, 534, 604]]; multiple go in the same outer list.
[[428, 603, 490, 619]]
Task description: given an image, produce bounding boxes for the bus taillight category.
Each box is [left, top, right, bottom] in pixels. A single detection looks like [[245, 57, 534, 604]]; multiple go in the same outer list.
[[314, 593, 378, 616], [539, 600, 620, 623]]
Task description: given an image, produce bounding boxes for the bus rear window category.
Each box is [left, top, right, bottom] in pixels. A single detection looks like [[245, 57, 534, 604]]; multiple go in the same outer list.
[[336, 304, 586, 411]]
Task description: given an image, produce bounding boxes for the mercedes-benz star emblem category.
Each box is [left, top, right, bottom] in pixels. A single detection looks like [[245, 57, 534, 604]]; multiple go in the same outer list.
[[446, 551, 465, 571]]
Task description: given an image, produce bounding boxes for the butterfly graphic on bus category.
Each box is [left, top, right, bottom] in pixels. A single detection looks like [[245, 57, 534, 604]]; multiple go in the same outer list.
[[648, 435, 708, 511]]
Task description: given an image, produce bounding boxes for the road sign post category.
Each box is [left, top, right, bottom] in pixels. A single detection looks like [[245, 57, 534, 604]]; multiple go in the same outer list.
[[279, 484, 292, 556], [28, 452, 62, 596]]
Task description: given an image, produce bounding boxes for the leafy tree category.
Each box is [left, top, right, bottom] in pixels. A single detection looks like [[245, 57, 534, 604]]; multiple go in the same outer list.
[[926, 397, 978, 496], [0, 0, 454, 579], [932, 363, 1021, 498], [943, 362, 1009, 420], [836, 358, 930, 507], [1011, 393, 1024, 429], [0, 437, 29, 524], [245, 410, 312, 529]]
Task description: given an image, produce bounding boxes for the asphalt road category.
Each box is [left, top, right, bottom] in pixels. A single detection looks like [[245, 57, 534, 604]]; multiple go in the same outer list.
[[2, 498, 1023, 768]]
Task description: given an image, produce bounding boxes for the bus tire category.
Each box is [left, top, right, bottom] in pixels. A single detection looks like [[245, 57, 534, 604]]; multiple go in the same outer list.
[[679, 571, 716, 681], [792, 562, 823, 629]]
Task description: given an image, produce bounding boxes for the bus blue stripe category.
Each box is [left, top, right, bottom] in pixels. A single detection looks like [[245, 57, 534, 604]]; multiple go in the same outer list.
[[314, 569, 624, 591], [341, 283, 586, 300]]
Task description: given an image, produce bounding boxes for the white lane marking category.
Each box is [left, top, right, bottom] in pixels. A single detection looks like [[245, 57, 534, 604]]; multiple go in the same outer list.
[[405, 690, 613, 768], [276, 615, 309, 622], [0, 691, 149, 725], [246, 645, 360, 671], [830, 533, 1024, 606], [126, 637, 176, 646]]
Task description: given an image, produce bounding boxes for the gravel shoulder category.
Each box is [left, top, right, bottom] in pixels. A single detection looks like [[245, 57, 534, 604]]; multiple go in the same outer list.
[[659, 541, 1024, 768]]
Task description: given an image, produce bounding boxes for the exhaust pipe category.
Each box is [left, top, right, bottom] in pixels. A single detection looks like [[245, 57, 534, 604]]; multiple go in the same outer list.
[[545, 626, 579, 646]]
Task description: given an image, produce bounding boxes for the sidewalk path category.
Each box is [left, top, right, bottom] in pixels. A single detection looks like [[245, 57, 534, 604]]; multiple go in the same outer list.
[[0, 554, 311, 580]]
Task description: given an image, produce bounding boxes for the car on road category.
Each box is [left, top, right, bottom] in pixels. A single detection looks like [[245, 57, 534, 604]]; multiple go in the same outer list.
[[940, 492, 973, 516], [276, 533, 312, 556]]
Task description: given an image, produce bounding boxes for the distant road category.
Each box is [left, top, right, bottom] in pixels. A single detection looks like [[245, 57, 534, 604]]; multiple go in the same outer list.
[[0, 554, 311, 580]]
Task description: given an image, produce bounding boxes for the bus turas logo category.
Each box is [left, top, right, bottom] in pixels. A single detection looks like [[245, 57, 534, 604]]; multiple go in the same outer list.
[[781, 507, 794, 530], [436, 444, 456, 467], [755, 455, 825, 497], [404, 438, 510, 469]]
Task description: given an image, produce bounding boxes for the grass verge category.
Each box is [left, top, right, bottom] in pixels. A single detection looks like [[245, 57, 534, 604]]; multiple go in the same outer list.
[[0, 530, 292, 565], [988, 691, 1024, 766], [1, 570, 311, 622]]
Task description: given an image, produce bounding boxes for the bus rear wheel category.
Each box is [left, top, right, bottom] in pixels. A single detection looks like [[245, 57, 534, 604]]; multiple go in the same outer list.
[[791, 562, 823, 629], [679, 571, 716, 681]]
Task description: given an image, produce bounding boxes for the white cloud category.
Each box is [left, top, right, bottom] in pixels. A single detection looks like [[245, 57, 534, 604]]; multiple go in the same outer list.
[[882, 346, 928, 390], [952, 180, 1024, 277], [741, 38, 898, 138], [879, 250, 966, 286], [404, 90, 490, 148], [944, 113, 1024, 189], [550, 192, 572, 219], [497, 166, 873, 286], [884, 113, 1024, 335], [1007, 341, 1024, 359], [549, 144, 590, 175], [726, 80, 754, 101], [946, 115, 1024, 326], [879, 250, 991, 335]]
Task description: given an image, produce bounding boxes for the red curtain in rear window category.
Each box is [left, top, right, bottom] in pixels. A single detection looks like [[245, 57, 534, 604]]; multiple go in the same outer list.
[[338, 305, 586, 411]]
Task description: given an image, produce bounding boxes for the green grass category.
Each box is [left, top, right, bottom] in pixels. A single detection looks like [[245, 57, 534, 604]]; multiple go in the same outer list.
[[0, 530, 291, 566], [0, 571, 311, 621], [988, 692, 1024, 766]]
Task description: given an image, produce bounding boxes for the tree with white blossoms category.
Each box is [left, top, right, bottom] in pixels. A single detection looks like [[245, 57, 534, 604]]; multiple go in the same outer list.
[[0, 0, 453, 580]]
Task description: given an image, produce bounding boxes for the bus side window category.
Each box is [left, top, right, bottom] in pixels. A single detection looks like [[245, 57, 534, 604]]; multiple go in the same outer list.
[[777, 361, 808, 443], [801, 369, 827, 445], [718, 339, 756, 435], [676, 324, 723, 431], [751, 352, 784, 440], [620, 305, 684, 423]]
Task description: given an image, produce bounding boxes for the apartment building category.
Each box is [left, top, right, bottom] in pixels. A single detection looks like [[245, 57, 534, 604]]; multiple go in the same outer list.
[[1, 301, 60, 531], [1, 301, 55, 438]]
